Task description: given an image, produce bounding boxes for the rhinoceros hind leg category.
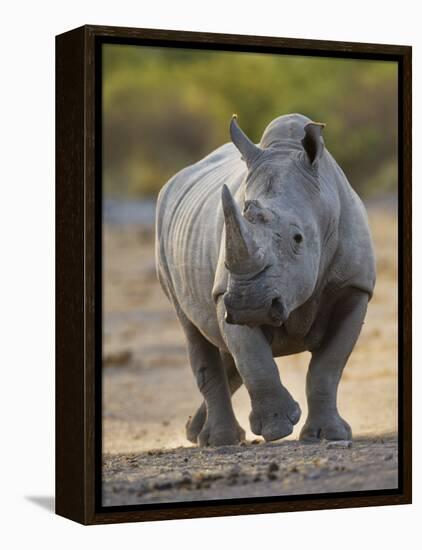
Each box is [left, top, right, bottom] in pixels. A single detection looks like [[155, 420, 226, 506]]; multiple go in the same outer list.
[[180, 315, 243, 447], [198, 420, 245, 447], [186, 352, 244, 443]]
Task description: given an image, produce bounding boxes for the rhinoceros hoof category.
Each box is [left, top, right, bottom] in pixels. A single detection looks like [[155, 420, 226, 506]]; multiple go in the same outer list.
[[197, 420, 246, 447], [299, 415, 352, 442], [249, 400, 301, 442]]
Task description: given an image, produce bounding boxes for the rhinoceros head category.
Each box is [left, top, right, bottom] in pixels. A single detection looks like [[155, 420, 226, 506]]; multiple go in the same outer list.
[[222, 115, 330, 327]]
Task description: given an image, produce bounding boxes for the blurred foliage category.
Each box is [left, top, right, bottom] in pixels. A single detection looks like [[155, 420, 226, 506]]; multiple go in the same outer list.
[[103, 44, 397, 198]]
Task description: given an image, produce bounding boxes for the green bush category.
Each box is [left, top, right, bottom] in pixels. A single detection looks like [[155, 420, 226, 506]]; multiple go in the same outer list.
[[103, 44, 397, 198]]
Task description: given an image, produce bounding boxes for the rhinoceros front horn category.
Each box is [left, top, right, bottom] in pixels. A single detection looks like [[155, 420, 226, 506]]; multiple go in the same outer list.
[[221, 184, 265, 275], [230, 115, 262, 168]]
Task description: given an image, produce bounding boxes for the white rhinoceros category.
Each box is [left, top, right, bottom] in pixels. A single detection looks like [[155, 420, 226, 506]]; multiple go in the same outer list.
[[155, 113, 375, 447]]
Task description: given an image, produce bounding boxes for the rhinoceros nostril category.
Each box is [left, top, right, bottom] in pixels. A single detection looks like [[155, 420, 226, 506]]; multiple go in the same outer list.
[[270, 297, 285, 324], [271, 296, 282, 310]]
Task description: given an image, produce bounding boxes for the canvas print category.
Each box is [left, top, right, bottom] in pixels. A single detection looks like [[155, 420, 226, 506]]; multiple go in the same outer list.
[[101, 44, 398, 506]]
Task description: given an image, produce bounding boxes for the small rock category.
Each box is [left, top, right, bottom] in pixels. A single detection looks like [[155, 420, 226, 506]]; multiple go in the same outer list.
[[154, 480, 173, 491], [198, 471, 223, 483], [147, 449, 163, 456], [228, 465, 241, 478], [313, 457, 328, 466], [326, 440, 352, 449], [268, 462, 279, 473], [180, 477, 192, 485]]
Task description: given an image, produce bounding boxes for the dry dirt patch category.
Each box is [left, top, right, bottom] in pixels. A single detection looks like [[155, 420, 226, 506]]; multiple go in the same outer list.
[[102, 206, 398, 505]]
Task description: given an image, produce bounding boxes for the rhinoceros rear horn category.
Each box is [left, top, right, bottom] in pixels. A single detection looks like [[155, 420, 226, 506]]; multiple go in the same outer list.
[[230, 115, 263, 168], [221, 184, 265, 275], [302, 121, 325, 167]]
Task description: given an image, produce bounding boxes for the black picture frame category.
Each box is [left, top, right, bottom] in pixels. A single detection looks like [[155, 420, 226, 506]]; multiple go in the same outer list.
[[56, 24, 412, 525]]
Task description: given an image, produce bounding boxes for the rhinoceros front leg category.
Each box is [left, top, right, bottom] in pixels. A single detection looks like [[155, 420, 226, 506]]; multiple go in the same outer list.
[[217, 300, 301, 441], [300, 290, 369, 442], [181, 316, 245, 447], [186, 352, 243, 443]]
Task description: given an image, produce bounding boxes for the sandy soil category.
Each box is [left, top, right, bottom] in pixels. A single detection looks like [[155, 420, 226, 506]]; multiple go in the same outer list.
[[102, 206, 398, 506], [103, 437, 398, 506]]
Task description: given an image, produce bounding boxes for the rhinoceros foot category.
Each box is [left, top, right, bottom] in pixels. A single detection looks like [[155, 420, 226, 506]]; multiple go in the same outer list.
[[299, 414, 352, 442], [249, 393, 301, 442], [197, 418, 246, 447], [186, 403, 246, 447]]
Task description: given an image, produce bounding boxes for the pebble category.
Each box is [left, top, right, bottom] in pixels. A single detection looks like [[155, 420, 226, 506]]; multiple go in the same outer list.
[[268, 462, 280, 473], [147, 449, 163, 456], [229, 465, 241, 477], [313, 457, 328, 466], [154, 480, 173, 491]]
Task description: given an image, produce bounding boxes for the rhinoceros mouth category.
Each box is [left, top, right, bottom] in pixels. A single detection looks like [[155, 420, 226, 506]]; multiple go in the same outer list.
[[224, 293, 285, 327]]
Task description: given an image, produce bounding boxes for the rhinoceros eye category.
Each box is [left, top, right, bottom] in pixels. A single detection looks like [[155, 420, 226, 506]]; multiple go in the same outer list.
[[290, 229, 304, 255]]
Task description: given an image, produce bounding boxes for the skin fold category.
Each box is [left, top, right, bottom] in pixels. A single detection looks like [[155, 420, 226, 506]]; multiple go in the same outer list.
[[155, 113, 376, 447]]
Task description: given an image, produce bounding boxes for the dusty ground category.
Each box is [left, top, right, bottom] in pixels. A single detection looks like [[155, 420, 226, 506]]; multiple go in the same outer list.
[[102, 205, 398, 506], [103, 437, 398, 506]]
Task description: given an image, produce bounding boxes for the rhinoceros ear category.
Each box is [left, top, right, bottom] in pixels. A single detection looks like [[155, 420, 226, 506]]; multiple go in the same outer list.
[[230, 115, 263, 168], [302, 122, 326, 167]]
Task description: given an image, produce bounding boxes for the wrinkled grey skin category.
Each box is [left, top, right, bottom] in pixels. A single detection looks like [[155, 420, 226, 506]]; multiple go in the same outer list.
[[156, 113, 376, 447]]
